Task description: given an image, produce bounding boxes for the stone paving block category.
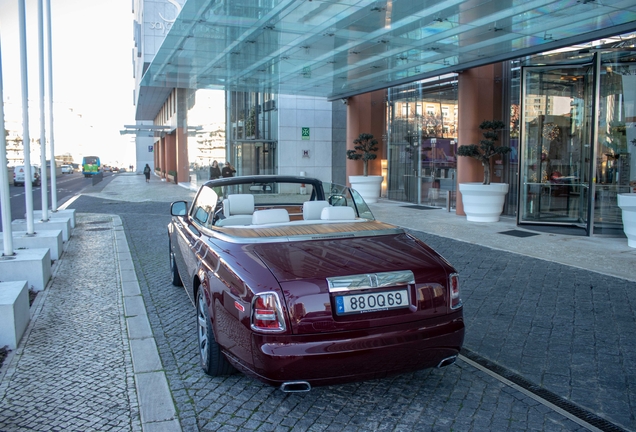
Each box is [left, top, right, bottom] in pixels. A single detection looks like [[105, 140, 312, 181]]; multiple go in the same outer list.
[[127, 315, 153, 339], [130, 337, 163, 373], [122, 280, 142, 297], [143, 419, 182, 432], [121, 268, 139, 283], [124, 295, 147, 317], [136, 371, 177, 423]]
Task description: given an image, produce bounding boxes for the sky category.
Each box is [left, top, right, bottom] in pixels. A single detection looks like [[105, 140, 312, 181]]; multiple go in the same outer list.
[[0, 0, 135, 167]]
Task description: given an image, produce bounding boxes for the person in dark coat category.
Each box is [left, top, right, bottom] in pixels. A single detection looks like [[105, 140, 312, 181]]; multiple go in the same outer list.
[[143, 164, 151, 183], [209, 160, 221, 180], [221, 162, 236, 178]]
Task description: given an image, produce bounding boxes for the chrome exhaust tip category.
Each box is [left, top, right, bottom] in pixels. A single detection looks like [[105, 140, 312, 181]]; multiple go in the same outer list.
[[280, 381, 311, 393], [436, 355, 458, 368]]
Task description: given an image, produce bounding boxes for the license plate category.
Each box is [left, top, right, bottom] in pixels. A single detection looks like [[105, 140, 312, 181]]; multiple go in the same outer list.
[[335, 289, 409, 315]]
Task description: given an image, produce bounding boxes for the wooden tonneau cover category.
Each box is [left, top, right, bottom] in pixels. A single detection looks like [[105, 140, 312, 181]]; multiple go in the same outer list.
[[212, 220, 400, 239]]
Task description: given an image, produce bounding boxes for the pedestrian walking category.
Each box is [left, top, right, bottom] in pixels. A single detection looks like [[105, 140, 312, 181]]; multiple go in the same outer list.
[[209, 160, 221, 180], [143, 164, 151, 183], [221, 161, 236, 178]]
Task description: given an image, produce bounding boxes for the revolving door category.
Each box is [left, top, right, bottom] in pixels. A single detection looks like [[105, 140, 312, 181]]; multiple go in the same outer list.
[[519, 52, 635, 235]]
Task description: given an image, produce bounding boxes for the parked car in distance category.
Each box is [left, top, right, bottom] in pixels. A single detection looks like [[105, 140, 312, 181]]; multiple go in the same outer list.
[[61, 164, 74, 174], [13, 165, 41, 186], [168, 175, 464, 392]]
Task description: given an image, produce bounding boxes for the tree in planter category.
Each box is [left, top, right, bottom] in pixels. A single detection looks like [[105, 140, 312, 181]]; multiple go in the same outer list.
[[456, 120, 512, 185], [346, 133, 379, 176]]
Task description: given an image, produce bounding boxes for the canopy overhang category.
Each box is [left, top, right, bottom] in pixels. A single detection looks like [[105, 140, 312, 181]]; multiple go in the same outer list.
[[137, 0, 636, 120]]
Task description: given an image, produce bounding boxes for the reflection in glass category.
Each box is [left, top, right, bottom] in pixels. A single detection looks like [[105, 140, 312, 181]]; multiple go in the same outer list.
[[594, 57, 636, 234], [386, 75, 458, 208], [520, 64, 592, 227]]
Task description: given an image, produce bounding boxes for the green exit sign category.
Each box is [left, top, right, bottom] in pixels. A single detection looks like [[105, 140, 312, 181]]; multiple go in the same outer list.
[[301, 127, 310, 140]]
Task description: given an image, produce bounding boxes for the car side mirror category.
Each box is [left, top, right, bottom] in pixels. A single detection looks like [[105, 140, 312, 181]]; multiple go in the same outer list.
[[328, 195, 347, 206], [171, 201, 188, 216]]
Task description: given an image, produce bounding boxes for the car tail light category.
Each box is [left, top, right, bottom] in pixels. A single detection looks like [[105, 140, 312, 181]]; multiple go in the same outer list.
[[449, 273, 462, 310], [251, 292, 286, 333]]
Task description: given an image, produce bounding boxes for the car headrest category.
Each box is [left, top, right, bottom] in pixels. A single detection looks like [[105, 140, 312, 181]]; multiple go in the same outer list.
[[252, 209, 290, 225], [302, 200, 330, 220], [223, 194, 254, 217], [320, 206, 356, 220]]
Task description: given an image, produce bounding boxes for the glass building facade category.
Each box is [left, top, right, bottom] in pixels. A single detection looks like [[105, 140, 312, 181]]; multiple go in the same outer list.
[[383, 35, 635, 236]]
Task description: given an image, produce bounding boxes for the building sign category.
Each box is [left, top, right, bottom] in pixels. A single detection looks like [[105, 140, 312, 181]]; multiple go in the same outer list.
[[301, 127, 310, 140], [147, 0, 184, 35], [148, 145, 154, 152]]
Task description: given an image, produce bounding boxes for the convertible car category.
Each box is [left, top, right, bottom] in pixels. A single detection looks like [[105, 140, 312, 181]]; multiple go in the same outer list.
[[168, 175, 464, 392]]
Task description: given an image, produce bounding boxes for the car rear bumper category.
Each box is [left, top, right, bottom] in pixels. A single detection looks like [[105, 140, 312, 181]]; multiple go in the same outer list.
[[234, 312, 464, 387]]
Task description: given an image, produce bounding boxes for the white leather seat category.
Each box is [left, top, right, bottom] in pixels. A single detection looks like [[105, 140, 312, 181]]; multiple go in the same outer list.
[[321, 206, 356, 220], [215, 194, 254, 226], [252, 208, 290, 225], [302, 200, 330, 220]]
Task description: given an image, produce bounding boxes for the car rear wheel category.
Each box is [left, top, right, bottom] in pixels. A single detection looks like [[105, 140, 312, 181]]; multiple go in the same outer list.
[[170, 249, 183, 287], [197, 289, 234, 376]]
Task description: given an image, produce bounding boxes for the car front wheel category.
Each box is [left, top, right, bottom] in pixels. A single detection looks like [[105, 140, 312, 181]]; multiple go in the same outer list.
[[197, 289, 234, 376]]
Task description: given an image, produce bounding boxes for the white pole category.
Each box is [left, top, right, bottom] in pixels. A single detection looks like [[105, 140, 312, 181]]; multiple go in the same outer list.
[[38, 0, 49, 221], [46, 0, 57, 211], [18, 0, 34, 235], [0, 36, 15, 256]]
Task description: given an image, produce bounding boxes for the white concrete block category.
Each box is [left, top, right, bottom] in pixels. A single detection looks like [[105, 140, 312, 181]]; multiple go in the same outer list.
[[0, 248, 51, 292], [0, 281, 30, 349], [0, 230, 63, 260], [32, 209, 76, 228], [11, 216, 71, 242]]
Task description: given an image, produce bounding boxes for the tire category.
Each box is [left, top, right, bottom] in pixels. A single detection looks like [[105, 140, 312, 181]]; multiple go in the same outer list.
[[170, 248, 183, 287], [197, 289, 234, 376]]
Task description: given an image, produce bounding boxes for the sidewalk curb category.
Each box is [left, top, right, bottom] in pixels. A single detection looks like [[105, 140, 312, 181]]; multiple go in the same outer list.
[[114, 216, 182, 432]]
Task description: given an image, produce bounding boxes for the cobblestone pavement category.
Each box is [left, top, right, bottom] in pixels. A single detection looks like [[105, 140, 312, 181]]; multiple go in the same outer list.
[[0, 213, 141, 431], [406, 229, 636, 431], [68, 195, 616, 431], [1, 173, 633, 431]]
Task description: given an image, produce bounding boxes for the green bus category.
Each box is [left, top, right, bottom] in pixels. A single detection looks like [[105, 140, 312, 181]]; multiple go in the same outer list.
[[82, 156, 101, 177]]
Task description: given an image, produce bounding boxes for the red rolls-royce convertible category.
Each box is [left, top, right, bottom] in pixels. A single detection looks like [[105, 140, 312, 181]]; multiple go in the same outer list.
[[168, 175, 464, 392]]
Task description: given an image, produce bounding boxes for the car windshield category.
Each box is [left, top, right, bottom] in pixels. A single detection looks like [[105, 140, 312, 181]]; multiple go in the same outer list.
[[188, 176, 377, 232]]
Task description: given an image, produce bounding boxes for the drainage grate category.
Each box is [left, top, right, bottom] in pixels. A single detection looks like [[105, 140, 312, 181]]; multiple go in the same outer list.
[[401, 205, 441, 210], [86, 227, 111, 232], [461, 348, 627, 432], [498, 229, 539, 238]]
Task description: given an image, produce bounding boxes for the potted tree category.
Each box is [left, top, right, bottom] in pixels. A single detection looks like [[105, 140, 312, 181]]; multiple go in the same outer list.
[[617, 138, 636, 247], [346, 133, 383, 203], [456, 120, 512, 222]]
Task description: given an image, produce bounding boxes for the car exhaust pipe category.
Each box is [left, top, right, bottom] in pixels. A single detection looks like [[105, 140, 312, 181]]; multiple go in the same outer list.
[[436, 355, 458, 368], [280, 381, 311, 393]]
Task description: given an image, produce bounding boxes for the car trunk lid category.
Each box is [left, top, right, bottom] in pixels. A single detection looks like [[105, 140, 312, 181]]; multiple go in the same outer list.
[[251, 233, 455, 335]]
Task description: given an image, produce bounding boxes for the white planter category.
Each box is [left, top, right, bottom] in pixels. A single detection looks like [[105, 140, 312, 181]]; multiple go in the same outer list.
[[459, 182, 509, 222], [349, 175, 383, 204], [617, 193, 636, 248]]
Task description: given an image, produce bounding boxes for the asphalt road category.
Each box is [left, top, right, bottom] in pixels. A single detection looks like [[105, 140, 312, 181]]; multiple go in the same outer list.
[[1, 171, 115, 231]]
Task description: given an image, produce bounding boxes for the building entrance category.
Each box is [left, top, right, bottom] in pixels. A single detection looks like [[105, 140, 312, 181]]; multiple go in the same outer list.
[[519, 63, 593, 231], [519, 51, 635, 236]]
